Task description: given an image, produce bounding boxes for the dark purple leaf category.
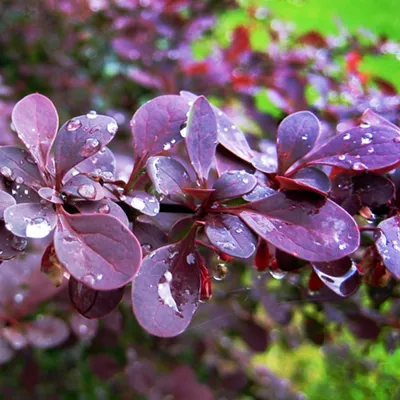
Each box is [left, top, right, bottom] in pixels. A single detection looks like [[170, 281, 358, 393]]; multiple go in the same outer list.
[[54, 210, 142, 290], [0, 338, 14, 365], [131, 236, 201, 337], [239, 319, 269, 352], [185, 96, 218, 183], [242, 184, 277, 202], [168, 215, 195, 242], [181, 91, 254, 163], [26, 316, 69, 349], [54, 113, 118, 182], [62, 174, 104, 201], [376, 215, 400, 279], [212, 170, 257, 201], [147, 156, 193, 206], [276, 167, 330, 194], [346, 312, 381, 340], [4, 203, 57, 239], [65, 147, 116, 182], [183, 187, 215, 202], [277, 111, 320, 174], [11, 93, 59, 167], [130, 95, 190, 167], [313, 257, 361, 296], [205, 214, 257, 258], [38, 187, 64, 205], [330, 173, 394, 211], [76, 199, 129, 227], [70, 313, 99, 340], [276, 249, 306, 271], [235, 191, 359, 262], [122, 190, 159, 216], [0, 146, 44, 189], [0, 191, 16, 219], [251, 150, 278, 173], [0, 223, 27, 260], [89, 354, 120, 381], [69, 277, 124, 319], [303, 125, 400, 172], [304, 316, 325, 345]]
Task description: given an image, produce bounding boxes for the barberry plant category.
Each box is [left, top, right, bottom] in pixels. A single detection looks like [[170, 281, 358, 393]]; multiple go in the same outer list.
[[1, 91, 400, 337]]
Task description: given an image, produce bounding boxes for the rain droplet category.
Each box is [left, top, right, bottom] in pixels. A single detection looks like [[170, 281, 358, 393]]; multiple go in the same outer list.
[[82, 274, 96, 286], [26, 217, 52, 239], [80, 138, 101, 157], [78, 184, 96, 199], [343, 133, 351, 140], [15, 176, 24, 184], [351, 162, 368, 171], [107, 120, 118, 134], [368, 147, 375, 153], [11, 236, 27, 251], [163, 142, 172, 151], [0, 166, 13, 179], [66, 119, 82, 132], [141, 243, 152, 257], [131, 197, 145, 210], [86, 110, 98, 119], [158, 271, 180, 314], [269, 268, 287, 280], [393, 137, 400, 143], [301, 135, 308, 140], [186, 253, 195, 264], [360, 122, 371, 128], [180, 127, 187, 138], [338, 155, 346, 161], [361, 132, 373, 145], [98, 204, 110, 214], [212, 263, 227, 281], [13, 293, 24, 304]]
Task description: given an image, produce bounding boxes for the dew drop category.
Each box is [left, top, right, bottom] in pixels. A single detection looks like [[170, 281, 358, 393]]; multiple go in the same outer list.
[[141, 243, 152, 257], [107, 120, 118, 134], [15, 176, 24, 184], [163, 142, 172, 151], [368, 147, 375, 153], [82, 274, 96, 286], [180, 127, 187, 138], [66, 119, 82, 132], [26, 217, 52, 239], [77, 184, 96, 199], [131, 197, 145, 210], [86, 110, 98, 119], [361, 132, 373, 145], [98, 204, 110, 214], [11, 236, 27, 251], [338, 155, 346, 161], [0, 166, 13, 179], [393, 137, 400, 143], [212, 263, 227, 281], [360, 122, 370, 128], [269, 268, 287, 280], [158, 271, 180, 313], [13, 293, 24, 304], [343, 133, 351, 140], [80, 138, 101, 157], [351, 162, 368, 171], [186, 253, 195, 264]]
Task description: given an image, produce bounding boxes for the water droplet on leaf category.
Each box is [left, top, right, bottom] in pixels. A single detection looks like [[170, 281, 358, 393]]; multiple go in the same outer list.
[[66, 119, 82, 132], [80, 138, 101, 157], [351, 162, 368, 171], [26, 217, 52, 239], [212, 263, 227, 281]]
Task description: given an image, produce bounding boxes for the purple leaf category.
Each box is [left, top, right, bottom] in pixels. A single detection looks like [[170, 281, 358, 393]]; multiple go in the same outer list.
[[122, 190, 159, 216], [185, 96, 218, 183], [215, 146, 255, 176], [212, 170, 257, 201], [54, 210, 142, 290], [0, 223, 27, 260], [131, 236, 201, 337], [168, 215, 195, 242], [276, 167, 330, 194], [277, 111, 320, 174], [0, 146, 44, 189], [376, 216, 400, 279], [181, 91, 254, 163], [26, 316, 69, 349], [361, 109, 400, 132], [235, 191, 359, 262], [76, 199, 129, 227], [251, 151, 278, 173], [11, 93, 59, 168], [313, 257, 361, 296], [4, 203, 57, 239], [147, 156, 193, 206], [65, 147, 116, 182], [38, 187, 64, 205], [242, 184, 277, 202], [0, 191, 16, 219], [69, 277, 124, 319], [303, 125, 400, 172], [133, 220, 168, 255], [130, 95, 190, 167], [205, 214, 257, 258], [62, 174, 104, 201], [183, 188, 215, 202], [54, 113, 118, 183]]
